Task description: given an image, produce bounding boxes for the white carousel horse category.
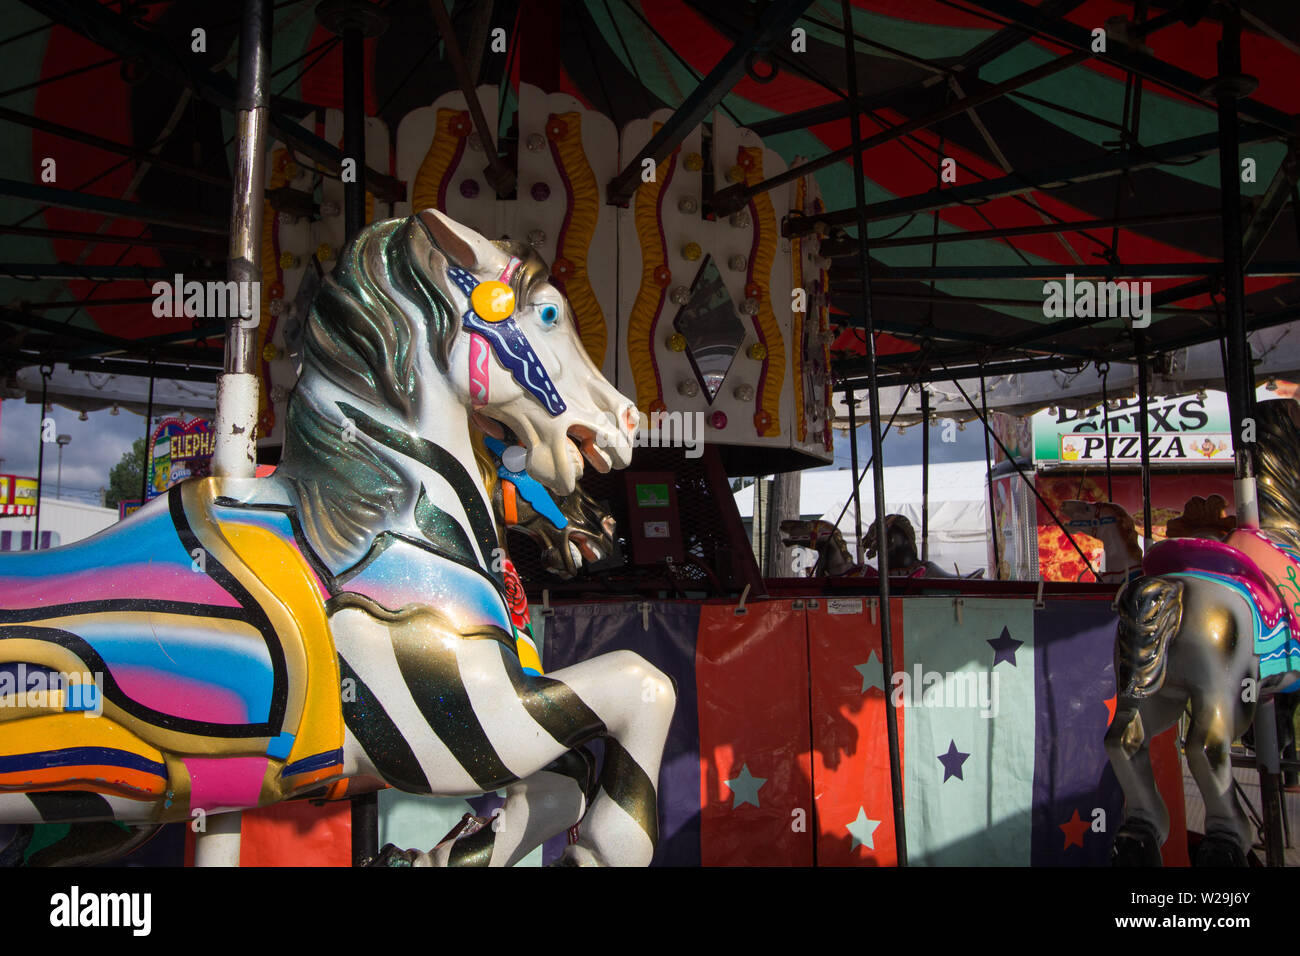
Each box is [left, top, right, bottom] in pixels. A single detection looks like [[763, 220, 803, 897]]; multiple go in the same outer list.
[[1059, 499, 1144, 583], [0, 209, 675, 867]]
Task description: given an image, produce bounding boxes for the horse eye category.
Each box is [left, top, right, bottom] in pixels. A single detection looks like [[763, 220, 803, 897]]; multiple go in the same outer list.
[[539, 304, 559, 326]]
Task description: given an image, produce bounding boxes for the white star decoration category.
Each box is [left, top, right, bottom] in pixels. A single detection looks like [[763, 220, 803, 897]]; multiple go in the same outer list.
[[846, 807, 882, 850], [724, 763, 767, 809], [854, 651, 885, 693]]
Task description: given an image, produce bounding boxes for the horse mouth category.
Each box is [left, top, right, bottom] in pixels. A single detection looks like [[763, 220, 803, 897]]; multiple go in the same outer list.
[[471, 413, 610, 477]]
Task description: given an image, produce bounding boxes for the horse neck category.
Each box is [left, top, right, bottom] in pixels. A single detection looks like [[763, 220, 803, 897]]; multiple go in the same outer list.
[[1093, 515, 1142, 572], [277, 359, 492, 575], [820, 533, 854, 575]]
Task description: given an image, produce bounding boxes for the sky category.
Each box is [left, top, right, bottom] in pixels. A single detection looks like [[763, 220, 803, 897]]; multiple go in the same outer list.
[[0, 398, 157, 504]]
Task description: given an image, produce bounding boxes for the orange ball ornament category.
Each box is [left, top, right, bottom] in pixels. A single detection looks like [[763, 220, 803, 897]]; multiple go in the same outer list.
[[471, 280, 515, 322]]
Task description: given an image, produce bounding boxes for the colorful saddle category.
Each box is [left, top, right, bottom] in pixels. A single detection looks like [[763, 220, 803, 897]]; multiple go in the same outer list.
[[0, 479, 345, 820], [1143, 529, 1300, 680]]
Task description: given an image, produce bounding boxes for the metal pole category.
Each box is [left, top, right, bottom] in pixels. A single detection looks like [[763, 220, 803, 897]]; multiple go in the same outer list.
[[1215, 6, 1259, 528], [921, 386, 930, 562], [979, 366, 1000, 578], [1099, 362, 1113, 501], [1214, 1, 1283, 866], [841, 0, 906, 865], [847, 385, 863, 564], [33, 367, 49, 550], [1134, 333, 1153, 552], [316, 0, 387, 867], [139, 370, 155, 503], [197, 0, 272, 870]]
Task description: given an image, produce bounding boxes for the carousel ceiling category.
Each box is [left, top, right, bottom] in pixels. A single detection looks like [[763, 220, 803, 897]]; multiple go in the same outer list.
[[0, 0, 1298, 411]]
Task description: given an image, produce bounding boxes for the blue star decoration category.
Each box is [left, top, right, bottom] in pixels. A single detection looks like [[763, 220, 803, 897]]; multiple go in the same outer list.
[[987, 625, 1023, 667], [724, 764, 767, 808], [854, 650, 885, 693], [846, 808, 882, 851], [938, 740, 969, 782]]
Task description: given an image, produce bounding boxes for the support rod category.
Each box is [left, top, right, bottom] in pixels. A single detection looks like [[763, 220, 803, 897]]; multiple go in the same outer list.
[[606, 0, 813, 206], [787, 126, 1278, 236], [427, 0, 514, 197], [921, 386, 930, 562], [841, 0, 906, 866], [1134, 332, 1153, 551], [0, 104, 230, 188], [711, 50, 1087, 216], [0, 178, 227, 234], [139, 369, 155, 503], [979, 365, 1001, 577]]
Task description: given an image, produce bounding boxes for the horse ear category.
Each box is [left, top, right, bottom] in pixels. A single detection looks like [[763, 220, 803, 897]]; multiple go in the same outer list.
[[416, 208, 500, 274]]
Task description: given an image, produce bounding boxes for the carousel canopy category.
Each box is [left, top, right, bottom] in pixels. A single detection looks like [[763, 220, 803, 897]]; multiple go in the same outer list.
[[1, 0, 1297, 418]]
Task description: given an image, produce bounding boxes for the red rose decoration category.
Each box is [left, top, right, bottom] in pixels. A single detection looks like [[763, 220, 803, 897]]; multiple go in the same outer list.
[[501, 558, 531, 629]]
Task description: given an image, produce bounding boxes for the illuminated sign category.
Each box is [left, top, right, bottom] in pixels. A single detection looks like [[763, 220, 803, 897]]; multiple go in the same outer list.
[[146, 418, 214, 500]]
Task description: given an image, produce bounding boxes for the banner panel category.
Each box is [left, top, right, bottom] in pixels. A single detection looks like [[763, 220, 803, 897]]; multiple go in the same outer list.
[[697, 601, 813, 866], [807, 597, 904, 866]]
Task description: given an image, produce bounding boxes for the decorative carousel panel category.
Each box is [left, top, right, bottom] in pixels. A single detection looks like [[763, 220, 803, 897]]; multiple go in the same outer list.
[[395, 86, 500, 230], [616, 112, 826, 463], [517, 85, 619, 380]]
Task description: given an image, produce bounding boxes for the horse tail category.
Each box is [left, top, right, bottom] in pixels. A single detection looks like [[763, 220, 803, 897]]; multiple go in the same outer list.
[[1116, 576, 1185, 698]]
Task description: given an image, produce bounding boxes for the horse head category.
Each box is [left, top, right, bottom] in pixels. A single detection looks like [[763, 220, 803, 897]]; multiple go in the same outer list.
[[415, 209, 636, 495], [864, 514, 919, 570], [278, 209, 637, 570]]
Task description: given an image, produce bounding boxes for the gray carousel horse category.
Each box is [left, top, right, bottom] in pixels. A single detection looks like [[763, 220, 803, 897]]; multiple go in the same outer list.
[[0, 209, 674, 867], [1108, 399, 1300, 866]]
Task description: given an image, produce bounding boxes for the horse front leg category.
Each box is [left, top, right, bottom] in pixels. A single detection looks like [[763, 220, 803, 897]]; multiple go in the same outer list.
[[1105, 694, 1184, 865], [1186, 688, 1253, 866], [541, 650, 677, 866], [411, 748, 595, 867]]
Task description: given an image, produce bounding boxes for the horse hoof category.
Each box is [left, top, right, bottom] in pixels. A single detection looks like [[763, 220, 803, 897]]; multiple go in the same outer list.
[[549, 844, 601, 867], [1194, 833, 1247, 868], [364, 843, 424, 867], [1111, 823, 1163, 867]]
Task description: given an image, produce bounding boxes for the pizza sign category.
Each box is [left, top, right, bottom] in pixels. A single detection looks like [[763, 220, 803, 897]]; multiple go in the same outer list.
[[1058, 432, 1232, 464]]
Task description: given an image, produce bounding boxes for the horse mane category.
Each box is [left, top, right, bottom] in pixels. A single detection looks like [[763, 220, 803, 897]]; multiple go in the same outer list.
[[1254, 398, 1300, 546], [276, 215, 553, 569]]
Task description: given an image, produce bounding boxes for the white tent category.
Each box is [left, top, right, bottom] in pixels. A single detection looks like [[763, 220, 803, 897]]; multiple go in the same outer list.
[[734, 460, 990, 576]]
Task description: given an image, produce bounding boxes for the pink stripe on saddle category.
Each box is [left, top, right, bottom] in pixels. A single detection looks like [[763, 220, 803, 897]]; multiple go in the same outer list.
[[1143, 534, 1292, 631], [0, 563, 241, 610]]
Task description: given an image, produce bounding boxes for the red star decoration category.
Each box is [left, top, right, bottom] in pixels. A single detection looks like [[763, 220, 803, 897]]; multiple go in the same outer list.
[[1060, 809, 1090, 850], [1103, 695, 1117, 726]]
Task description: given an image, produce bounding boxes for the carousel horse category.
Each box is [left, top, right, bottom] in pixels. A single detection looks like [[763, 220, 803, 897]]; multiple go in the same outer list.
[[0, 209, 675, 868], [1059, 499, 1144, 583], [780, 515, 980, 579], [1108, 399, 1300, 866], [863, 514, 982, 579], [1165, 494, 1236, 541], [780, 519, 870, 577]]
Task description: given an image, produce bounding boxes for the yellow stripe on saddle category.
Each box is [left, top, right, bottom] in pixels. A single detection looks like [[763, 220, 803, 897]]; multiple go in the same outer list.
[[188, 480, 344, 797]]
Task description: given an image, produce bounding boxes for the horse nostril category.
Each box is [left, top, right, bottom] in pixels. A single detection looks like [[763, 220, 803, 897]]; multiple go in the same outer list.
[[620, 405, 638, 436]]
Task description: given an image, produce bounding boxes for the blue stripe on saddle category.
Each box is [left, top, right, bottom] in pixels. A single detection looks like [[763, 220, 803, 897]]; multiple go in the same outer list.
[[1169, 570, 1300, 680]]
